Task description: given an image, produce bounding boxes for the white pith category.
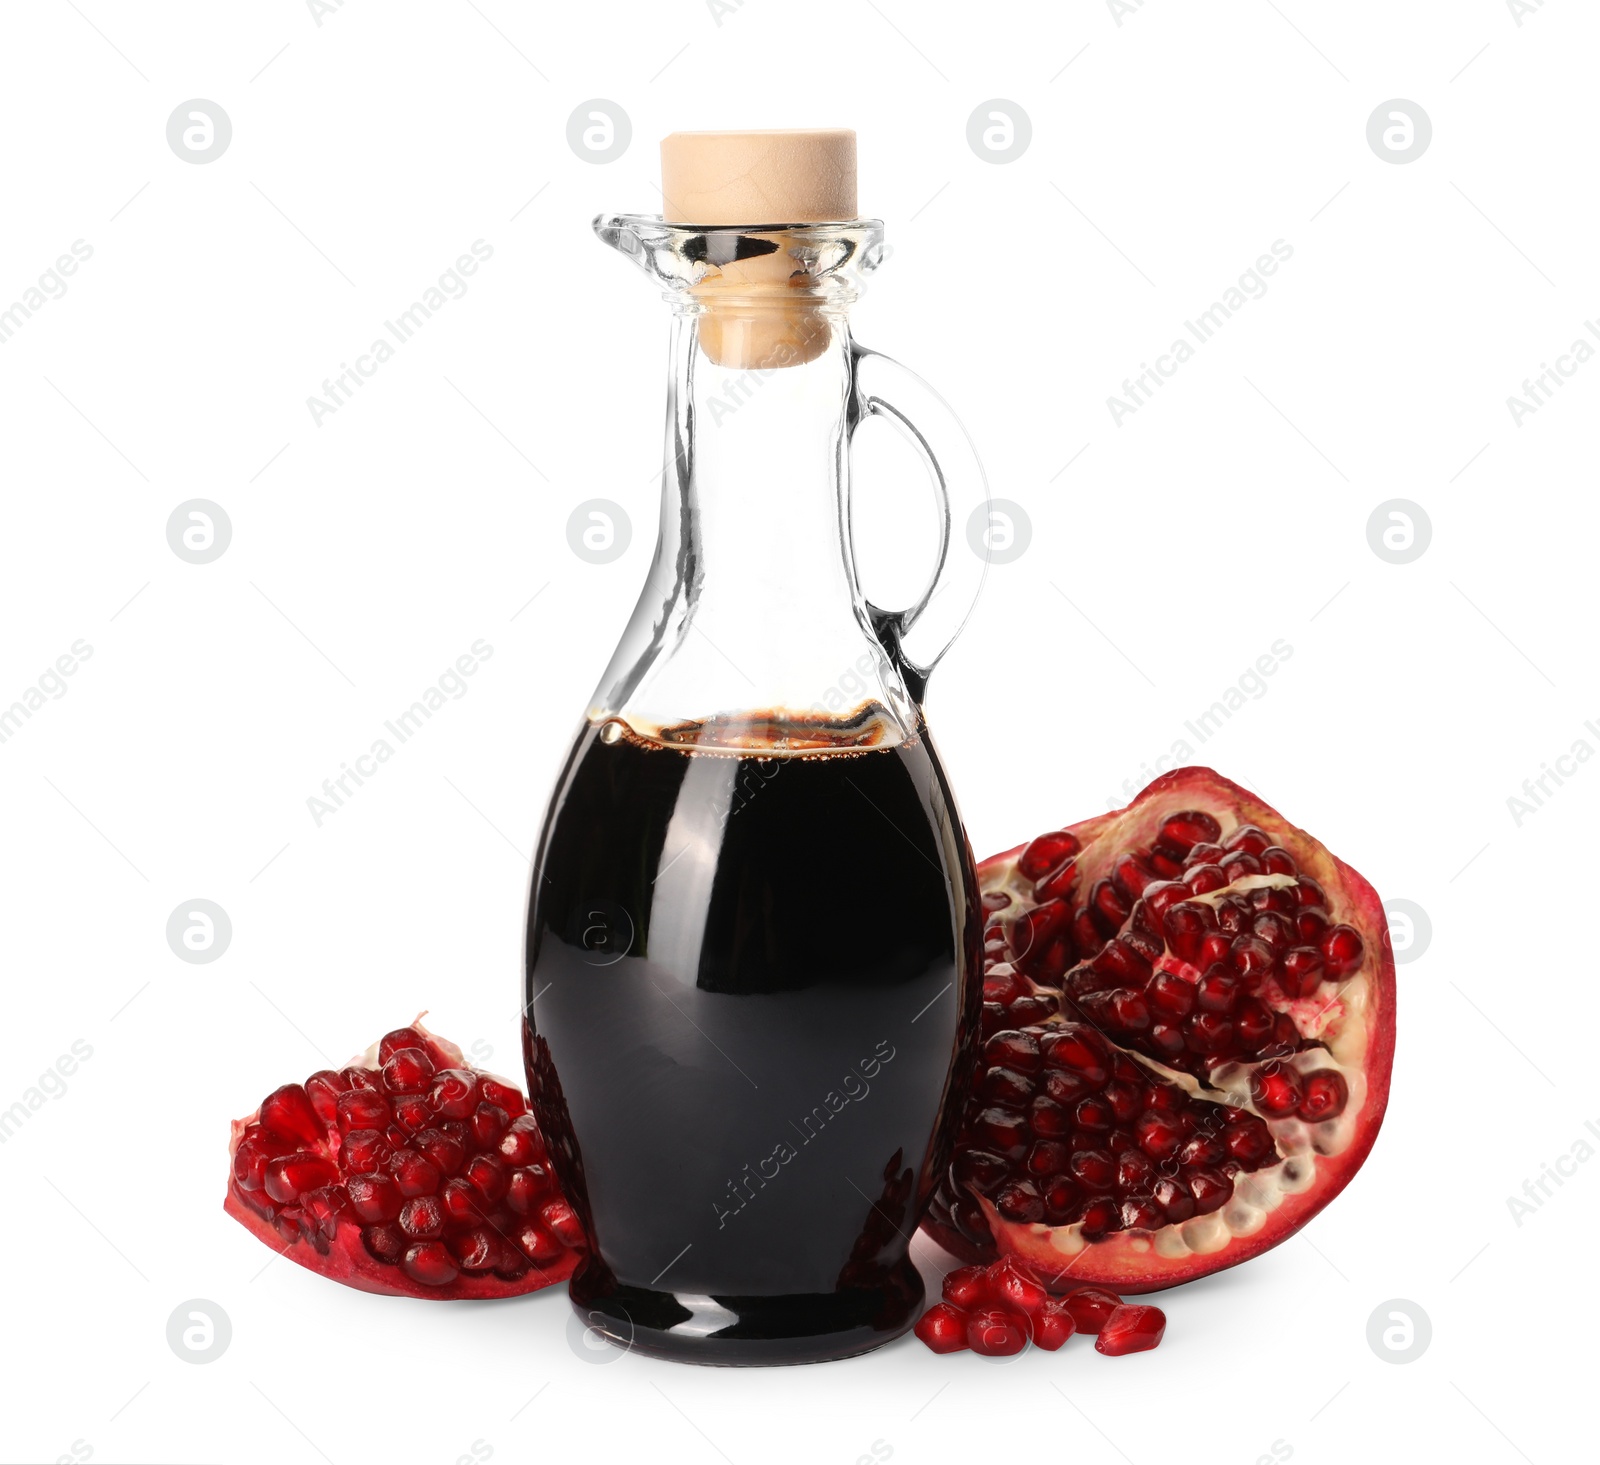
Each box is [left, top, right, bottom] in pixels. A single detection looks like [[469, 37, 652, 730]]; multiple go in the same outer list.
[[989, 812, 1373, 1260]]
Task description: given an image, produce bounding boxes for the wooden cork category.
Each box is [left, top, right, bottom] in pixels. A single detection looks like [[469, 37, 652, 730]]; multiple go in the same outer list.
[[659, 130, 857, 370]]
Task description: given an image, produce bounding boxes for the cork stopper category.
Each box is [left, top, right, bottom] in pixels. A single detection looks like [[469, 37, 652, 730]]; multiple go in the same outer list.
[[659, 130, 858, 370], [660, 129, 856, 225]]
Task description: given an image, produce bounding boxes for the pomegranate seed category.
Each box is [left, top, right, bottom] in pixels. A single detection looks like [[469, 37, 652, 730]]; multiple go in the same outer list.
[[1019, 830, 1081, 881], [1188, 1167, 1233, 1213], [1178, 1134, 1225, 1167], [1185, 840, 1224, 866], [1224, 1114, 1276, 1167], [994, 1179, 1044, 1223], [342, 1065, 383, 1093], [1252, 911, 1294, 952], [1069, 1148, 1116, 1189], [379, 1027, 428, 1063], [428, 1069, 481, 1120], [1141, 880, 1189, 923], [440, 1178, 481, 1224], [1235, 998, 1275, 1048], [304, 1070, 350, 1125], [1079, 1197, 1118, 1239], [1028, 1097, 1071, 1138], [450, 1227, 499, 1272], [363, 1224, 405, 1263], [398, 1195, 445, 1240], [342, 1129, 391, 1175], [1146, 969, 1196, 1019], [1229, 936, 1275, 981], [1183, 863, 1227, 895], [968, 1307, 1029, 1356], [470, 1103, 511, 1149], [1074, 1095, 1113, 1131], [1196, 965, 1242, 1012], [232, 1132, 271, 1191], [1298, 1070, 1349, 1122], [1148, 847, 1184, 877], [1025, 1140, 1070, 1177], [336, 1089, 391, 1136], [1215, 897, 1253, 935], [391, 1095, 431, 1135], [915, 1301, 969, 1353], [1261, 845, 1297, 875], [1282, 947, 1325, 998], [1296, 907, 1330, 943], [1042, 1178, 1079, 1222], [1110, 989, 1151, 1031], [263, 1153, 337, 1204], [259, 1084, 323, 1147], [1250, 1063, 1305, 1117], [1120, 1197, 1163, 1230], [1096, 1303, 1166, 1355], [1116, 1149, 1154, 1191], [1071, 906, 1105, 956], [1153, 1177, 1195, 1223], [1111, 852, 1155, 901], [1032, 1299, 1077, 1350], [1034, 856, 1081, 903], [1162, 901, 1216, 961], [1322, 924, 1366, 977], [414, 1127, 466, 1176], [517, 1221, 565, 1265], [540, 1199, 586, 1248], [984, 1029, 1043, 1073], [401, 1241, 460, 1288], [1136, 1112, 1184, 1162], [507, 1164, 556, 1213], [942, 1264, 991, 1309], [1198, 931, 1232, 967], [388, 1148, 441, 1198], [1160, 811, 1221, 854], [1148, 1023, 1186, 1059], [984, 965, 1028, 1005], [346, 1172, 403, 1223], [1224, 824, 1271, 854], [1041, 1024, 1111, 1085], [464, 1153, 509, 1202], [989, 1256, 1050, 1314], [976, 1107, 1030, 1158], [1222, 850, 1263, 881], [497, 1115, 544, 1167], [1008, 995, 1057, 1026], [1063, 1285, 1122, 1333], [952, 1146, 1010, 1196], [1184, 1011, 1233, 1054], [1295, 875, 1326, 906], [381, 1047, 435, 1094]]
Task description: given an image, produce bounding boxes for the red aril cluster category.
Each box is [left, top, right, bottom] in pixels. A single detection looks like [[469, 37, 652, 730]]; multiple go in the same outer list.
[[225, 1017, 583, 1299], [924, 768, 1396, 1294], [913, 1256, 1165, 1358]]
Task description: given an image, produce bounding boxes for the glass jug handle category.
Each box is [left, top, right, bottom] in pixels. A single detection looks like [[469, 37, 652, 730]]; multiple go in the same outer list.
[[847, 344, 991, 704]]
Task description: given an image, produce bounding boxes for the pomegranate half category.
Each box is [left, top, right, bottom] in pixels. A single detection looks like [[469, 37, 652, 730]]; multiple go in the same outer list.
[[225, 1017, 583, 1299], [921, 768, 1395, 1293]]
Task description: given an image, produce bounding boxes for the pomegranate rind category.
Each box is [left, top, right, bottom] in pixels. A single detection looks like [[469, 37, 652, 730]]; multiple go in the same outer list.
[[923, 768, 1396, 1294], [224, 1014, 580, 1300]]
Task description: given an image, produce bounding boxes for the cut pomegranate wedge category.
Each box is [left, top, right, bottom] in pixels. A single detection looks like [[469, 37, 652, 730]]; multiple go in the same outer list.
[[922, 769, 1395, 1294], [225, 1017, 583, 1299]]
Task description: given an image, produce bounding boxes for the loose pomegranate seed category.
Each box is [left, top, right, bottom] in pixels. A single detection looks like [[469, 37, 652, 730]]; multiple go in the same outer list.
[[1063, 1285, 1122, 1333], [915, 1302, 969, 1353], [1096, 1304, 1166, 1355], [1298, 1069, 1349, 1122], [942, 1264, 991, 1309], [1032, 1299, 1076, 1350], [968, 1307, 1029, 1356], [989, 1256, 1051, 1313]]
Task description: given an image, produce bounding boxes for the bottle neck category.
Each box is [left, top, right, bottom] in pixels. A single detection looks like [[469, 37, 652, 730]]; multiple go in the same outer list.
[[589, 307, 919, 746]]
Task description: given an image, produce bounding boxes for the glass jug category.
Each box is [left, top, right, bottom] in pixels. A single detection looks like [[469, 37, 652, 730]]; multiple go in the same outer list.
[[523, 207, 990, 1365]]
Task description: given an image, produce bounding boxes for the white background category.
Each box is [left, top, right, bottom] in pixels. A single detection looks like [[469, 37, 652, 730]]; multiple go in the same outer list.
[[1, 1, 1593, 1461]]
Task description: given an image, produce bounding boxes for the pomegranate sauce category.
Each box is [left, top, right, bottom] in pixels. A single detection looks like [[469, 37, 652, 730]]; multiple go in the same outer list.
[[523, 708, 979, 1364]]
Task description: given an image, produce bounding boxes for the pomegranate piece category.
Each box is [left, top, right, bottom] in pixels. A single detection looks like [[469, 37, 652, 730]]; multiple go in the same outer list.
[[922, 767, 1396, 1296], [1095, 1304, 1166, 1356], [224, 1015, 582, 1299]]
